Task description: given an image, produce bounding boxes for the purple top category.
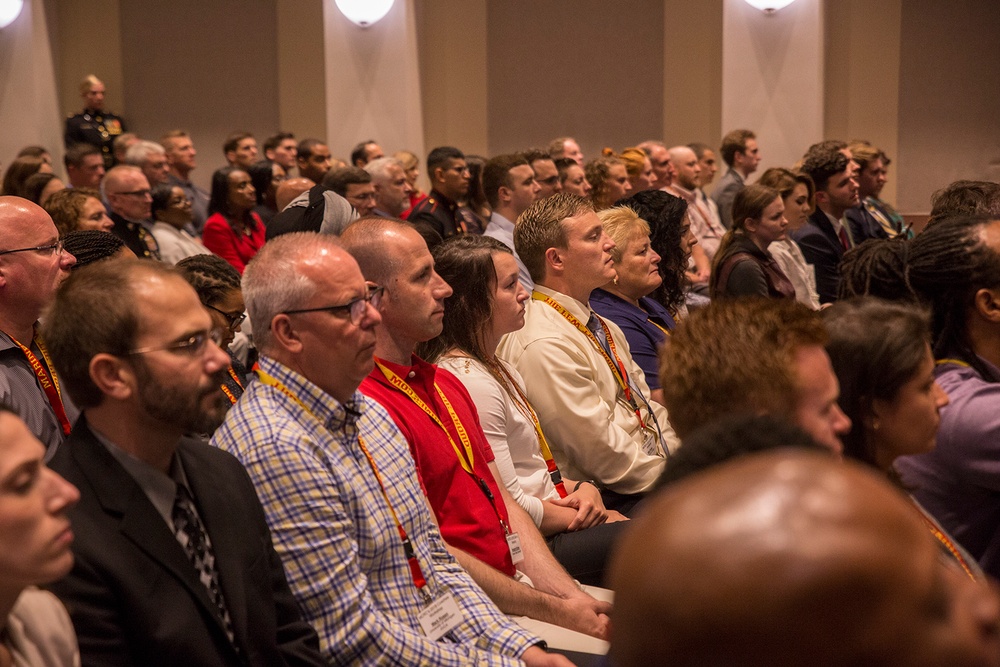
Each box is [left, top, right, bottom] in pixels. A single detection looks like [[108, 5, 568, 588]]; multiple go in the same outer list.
[[896, 357, 1000, 577], [590, 288, 676, 391]]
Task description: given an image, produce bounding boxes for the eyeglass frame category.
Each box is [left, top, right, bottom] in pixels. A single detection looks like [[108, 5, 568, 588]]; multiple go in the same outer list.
[[125, 329, 225, 357], [282, 283, 384, 326], [205, 304, 247, 331], [0, 239, 64, 258]]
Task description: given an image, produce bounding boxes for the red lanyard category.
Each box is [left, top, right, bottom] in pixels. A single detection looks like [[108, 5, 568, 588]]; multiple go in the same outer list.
[[7, 332, 71, 435], [255, 370, 433, 601], [494, 361, 568, 498], [531, 292, 646, 428], [917, 510, 977, 582], [375, 360, 511, 535]]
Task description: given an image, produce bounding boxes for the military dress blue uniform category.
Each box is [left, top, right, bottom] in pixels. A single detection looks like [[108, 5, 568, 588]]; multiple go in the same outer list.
[[65, 107, 126, 169]]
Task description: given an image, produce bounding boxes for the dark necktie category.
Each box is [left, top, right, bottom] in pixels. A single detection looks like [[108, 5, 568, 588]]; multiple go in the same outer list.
[[172, 484, 236, 644], [838, 225, 850, 251]]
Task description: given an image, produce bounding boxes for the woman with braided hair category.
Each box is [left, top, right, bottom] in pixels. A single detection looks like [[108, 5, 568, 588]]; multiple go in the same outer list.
[[176, 254, 251, 411], [854, 215, 1000, 578]]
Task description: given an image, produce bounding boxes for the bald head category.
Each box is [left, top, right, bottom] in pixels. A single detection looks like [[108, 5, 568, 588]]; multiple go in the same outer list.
[[610, 450, 1000, 667], [669, 145, 701, 191], [0, 197, 75, 335], [338, 216, 417, 285], [275, 177, 315, 212]]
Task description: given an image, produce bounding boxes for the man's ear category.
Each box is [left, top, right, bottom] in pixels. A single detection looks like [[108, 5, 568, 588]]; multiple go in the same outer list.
[[544, 246, 564, 275], [89, 353, 135, 401], [973, 287, 1000, 322], [270, 314, 304, 354], [498, 185, 513, 206]]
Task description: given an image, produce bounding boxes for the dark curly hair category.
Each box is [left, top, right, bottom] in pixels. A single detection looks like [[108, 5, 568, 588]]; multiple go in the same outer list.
[[175, 253, 241, 307], [616, 190, 689, 313]]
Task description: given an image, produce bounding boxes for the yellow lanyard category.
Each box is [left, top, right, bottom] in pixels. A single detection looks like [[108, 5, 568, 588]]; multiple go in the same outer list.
[[374, 360, 476, 475]]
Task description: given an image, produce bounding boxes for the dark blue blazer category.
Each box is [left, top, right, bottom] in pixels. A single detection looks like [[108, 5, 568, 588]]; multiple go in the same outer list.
[[791, 209, 846, 304]]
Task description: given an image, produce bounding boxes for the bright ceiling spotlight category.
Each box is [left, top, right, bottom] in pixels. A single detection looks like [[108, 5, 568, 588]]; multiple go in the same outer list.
[[0, 0, 24, 30], [334, 0, 395, 28], [744, 0, 797, 14]]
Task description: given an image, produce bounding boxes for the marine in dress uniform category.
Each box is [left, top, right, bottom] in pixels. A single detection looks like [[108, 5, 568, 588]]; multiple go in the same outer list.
[[65, 108, 126, 169]]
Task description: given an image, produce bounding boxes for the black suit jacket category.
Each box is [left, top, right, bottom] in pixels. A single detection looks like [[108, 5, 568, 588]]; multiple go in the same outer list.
[[48, 417, 324, 667], [845, 203, 889, 244], [790, 209, 846, 304]]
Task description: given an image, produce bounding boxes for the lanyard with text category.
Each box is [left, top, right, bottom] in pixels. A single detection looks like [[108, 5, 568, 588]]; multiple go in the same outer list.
[[495, 361, 568, 498], [531, 292, 647, 429], [220, 366, 245, 405], [374, 360, 513, 537], [255, 370, 436, 602], [6, 332, 71, 436]]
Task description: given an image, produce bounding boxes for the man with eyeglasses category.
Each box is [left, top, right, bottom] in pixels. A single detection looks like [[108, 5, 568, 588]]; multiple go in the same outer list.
[[0, 197, 78, 458], [405, 146, 471, 246], [523, 149, 562, 201], [101, 165, 161, 259], [42, 259, 326, 666], [212, 233, 563, 666]]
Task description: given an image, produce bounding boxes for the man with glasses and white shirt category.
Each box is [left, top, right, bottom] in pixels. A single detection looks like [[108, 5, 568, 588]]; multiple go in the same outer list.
[[102, 165, 161, 259], [0, 197, 77, 457]]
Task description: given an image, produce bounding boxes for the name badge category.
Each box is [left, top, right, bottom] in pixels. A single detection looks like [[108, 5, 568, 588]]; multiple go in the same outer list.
[[506, 532, 525, 564], [641, 427, 661, 456], [418, 592, 463, 641]]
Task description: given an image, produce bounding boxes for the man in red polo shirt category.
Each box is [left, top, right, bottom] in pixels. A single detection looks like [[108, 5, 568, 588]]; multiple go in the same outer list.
[[342, 217, 611, 642]]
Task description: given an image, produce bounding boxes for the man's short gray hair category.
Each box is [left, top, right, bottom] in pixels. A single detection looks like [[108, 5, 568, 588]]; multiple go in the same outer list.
[[364, 156, 404, 182], [242, 233, 341, 352], [124, 140, 166, 166]]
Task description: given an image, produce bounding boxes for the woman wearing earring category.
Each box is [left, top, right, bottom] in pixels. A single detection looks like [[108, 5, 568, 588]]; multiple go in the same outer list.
[[710, 183, 796, 301], [590, 206, 674, 406], [419, 235, 628, 586], [822, 298, 982, 580]]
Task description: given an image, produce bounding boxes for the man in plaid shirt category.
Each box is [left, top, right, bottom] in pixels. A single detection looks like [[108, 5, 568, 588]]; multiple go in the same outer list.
[[212, 233, 569, 666]]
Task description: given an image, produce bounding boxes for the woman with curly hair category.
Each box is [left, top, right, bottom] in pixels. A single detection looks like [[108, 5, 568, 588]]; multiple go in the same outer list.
[[585, 152, 632, 211]]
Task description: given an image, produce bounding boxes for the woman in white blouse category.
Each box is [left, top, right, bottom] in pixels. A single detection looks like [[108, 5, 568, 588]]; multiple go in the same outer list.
[[418, 235, 629, 585], [757, 167, 822, 310], [0, 407, 80, 666]]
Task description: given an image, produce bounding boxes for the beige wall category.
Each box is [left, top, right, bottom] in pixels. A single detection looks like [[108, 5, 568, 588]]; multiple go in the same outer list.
[[48, 0, 124, 120], [276, 1, 326, 143], [896, 0, 1000, 213], [824, 0, 901, 207]]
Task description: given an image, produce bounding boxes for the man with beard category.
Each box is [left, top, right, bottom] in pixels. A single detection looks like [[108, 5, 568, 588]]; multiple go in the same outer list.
[[43, 260, 325, 667]]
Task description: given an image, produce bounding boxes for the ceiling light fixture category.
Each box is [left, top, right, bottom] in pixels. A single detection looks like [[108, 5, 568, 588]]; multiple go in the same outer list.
[[334, 0, 395, 28], [0, 0, 24, 30], [744, 0, 797, 14]]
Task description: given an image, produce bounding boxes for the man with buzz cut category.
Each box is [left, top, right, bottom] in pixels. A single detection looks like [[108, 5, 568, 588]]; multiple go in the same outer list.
[[498, 193, 679, 513], [483, 153, 541, 291], [405, 146, 471, 245], [43, 259, 326, 666], [342, 218, 612, 647], [712, 129, 761, 229], [666, 145, 724, 262], [161, 130, 210, 233], [212, 232, 568, 666]]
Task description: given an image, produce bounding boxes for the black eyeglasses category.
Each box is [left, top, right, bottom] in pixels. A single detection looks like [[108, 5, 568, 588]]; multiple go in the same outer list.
[[116, 189, 152, 198], [284, 283, 384, 326], [126, 329, 224, 357], [206, 304, 247, 331], [0, 239, 64, 258]]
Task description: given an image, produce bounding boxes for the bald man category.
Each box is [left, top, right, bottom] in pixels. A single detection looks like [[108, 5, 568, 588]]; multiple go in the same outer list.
[[610, 450, 1000, 667], [666, 145, 725, 261], [0, 198, 78, 456]]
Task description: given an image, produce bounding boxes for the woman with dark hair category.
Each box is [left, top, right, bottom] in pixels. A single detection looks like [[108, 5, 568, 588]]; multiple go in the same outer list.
[[62, 229, 134, 269], [585, 153, 632, 211], [418, 234, 627, 585], [0, 406, 81, 666], [757, 167, 820, 309], [21, 172, 65, 205], [709, 183, 795, 301], [619, 190, 697, 319], [461, 154, 489, 233], [591, 206, 674, 405], [838, 237, 911, 301], [1, 155, 52, 196], [822, 298, 984, 580], [246, 159, 285, 226], [201, 166, 265, 274], [44, 188, 113, 236], [176, 254, 250, 408], [149, 183, 210, 264], [850, 216, 1000, 579]]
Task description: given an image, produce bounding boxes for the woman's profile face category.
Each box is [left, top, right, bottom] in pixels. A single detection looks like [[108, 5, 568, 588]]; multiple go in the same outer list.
[[870, 344, 950, 467], [612, 230, 662, 300], [0, 412, 79, 591], [490, 252, 529, 341], [227, 170, 256, 212]]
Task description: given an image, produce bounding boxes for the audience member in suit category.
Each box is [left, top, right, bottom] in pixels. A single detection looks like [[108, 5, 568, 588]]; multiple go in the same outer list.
[[711, 129, 761, 229], [42, 259, 325, 666], [790, 146, 859, 303]]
